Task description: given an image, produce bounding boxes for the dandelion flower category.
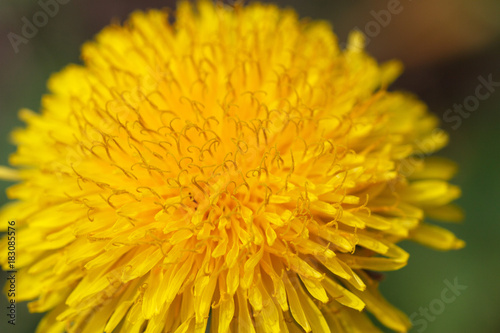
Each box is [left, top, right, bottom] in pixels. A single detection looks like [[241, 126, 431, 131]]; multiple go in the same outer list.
[[0, 1, 464, 332]]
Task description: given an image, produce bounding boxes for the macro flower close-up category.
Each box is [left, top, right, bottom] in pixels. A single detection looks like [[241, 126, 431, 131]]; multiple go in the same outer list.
[[5, 0, 497, 332]]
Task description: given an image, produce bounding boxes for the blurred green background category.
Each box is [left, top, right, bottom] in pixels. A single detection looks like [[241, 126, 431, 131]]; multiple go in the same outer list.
[[0, 0, 499, 332]]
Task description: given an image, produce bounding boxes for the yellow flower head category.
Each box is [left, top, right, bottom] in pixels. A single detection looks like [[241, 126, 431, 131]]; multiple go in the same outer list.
[[1, 1, 464, 332]]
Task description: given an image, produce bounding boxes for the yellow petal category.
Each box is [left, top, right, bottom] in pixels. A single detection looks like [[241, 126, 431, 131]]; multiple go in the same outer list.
[[282, 273, 311, 332], [254, 283, 280, 333], [236, 288, 256, 333], [410, 157, 458, 180], [295, 279, 331, 333], [322, 277, 365, 311], [348, 271, 411, 332], [299, 275, 329, 303], [0, 166, 21, 181], [402, 180, 461, 207], [425, 204, 464, 222], [411, 223, 465, 250], [218, 295, 234, 333]]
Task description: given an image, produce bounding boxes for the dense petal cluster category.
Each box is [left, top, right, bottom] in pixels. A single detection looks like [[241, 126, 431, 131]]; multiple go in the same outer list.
[[0, 1, 463, 332]]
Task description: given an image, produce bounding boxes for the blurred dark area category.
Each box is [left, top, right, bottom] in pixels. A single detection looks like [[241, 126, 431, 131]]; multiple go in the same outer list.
[[1, 0, 499, 332]]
